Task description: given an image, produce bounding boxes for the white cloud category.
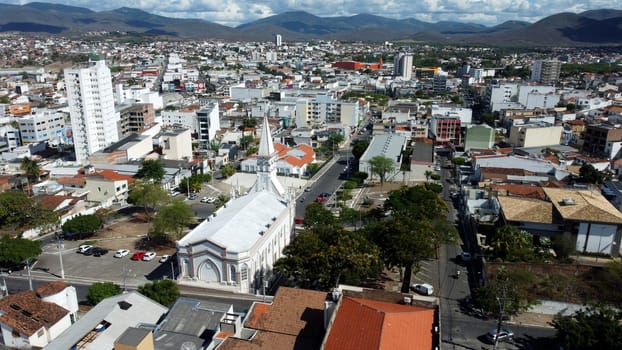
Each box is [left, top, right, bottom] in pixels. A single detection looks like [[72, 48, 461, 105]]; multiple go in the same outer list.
[[3, 0, 621, 27]]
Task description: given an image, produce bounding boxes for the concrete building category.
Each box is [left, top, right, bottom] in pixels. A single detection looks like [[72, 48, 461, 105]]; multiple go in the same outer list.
[[161, 107, 197, 130], [152, 127, 192, 161], [464, 124, 495, 151], [65, 56, 120, 163], [531, 60, 562, 85], [88, 133, 153, 164], [508, 123, 563, 148], [393, 53, 413, 80], [517, 85, 560, 110], [431, 105, 472, 126], [197, 103, 220, 150], [176, 116, 296, 294], [116, 103, 155, 138], [295, 94, 359, 128], [430, 115, 462, 146], [359, 134, 407, 182], [114, 84, 163, 110], [275, 33, 282, 47], [18, 109, 65, 144], [582, 123, 622, 159]]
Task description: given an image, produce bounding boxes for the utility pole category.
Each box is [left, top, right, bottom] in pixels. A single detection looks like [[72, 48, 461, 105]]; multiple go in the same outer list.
[[57, 234, 65, 279], [26, 258, 33, 291], [493, 289, 510, 350]]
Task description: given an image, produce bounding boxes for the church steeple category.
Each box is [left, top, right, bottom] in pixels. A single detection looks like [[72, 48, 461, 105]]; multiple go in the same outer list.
[[250, 116, 286, 196]]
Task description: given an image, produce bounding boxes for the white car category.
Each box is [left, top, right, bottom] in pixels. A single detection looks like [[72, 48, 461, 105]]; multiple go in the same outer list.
[[114, 249, 130, 258], [201, 197, 216, 204], [78, 245, 93, 254], [159, 255, 171, 263], [142, 252, 156, 261], [412, 283, 434, 296]]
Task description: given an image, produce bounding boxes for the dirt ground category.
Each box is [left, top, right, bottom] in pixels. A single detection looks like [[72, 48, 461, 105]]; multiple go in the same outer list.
[[87, 212, 177, 255]]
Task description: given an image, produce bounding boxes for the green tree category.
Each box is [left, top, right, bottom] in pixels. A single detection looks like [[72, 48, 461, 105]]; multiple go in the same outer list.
[[489, 225, 536, 262], [327, 134, 345, 154], [214, 194, 230, 210], [274, 227, 381, 290], [351, 171, 368, 186], [384, 185, 449, 219], [578, 163, 604, 184], [127, 181, 170, 222], [61, 214, 102, 239], [552, 304, 622, 350], [306, 163, 320, 176], [472, 267, 537, 317], [179, 173, 212, 194], [20, 157, 41, 183], [0, 236, 42, 265], [239, 135, 255, 150], [138, 279, 180, 306], [303, 202, 338, 230], [451, 157, 466, 166], [221, 164, 236, 178], [0, 192, 56, 233], [339, 207, 360, 229], [352, 140, 370, 159], [153, 201, 194, 239], [87, 282, 122, 305], [368, 155, 395, 186], [135, 160, 165, 183], [424, 170, 433, 181]]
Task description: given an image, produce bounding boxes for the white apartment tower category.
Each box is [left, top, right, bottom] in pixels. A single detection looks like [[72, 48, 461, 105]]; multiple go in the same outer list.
[[275, 34, 282, 47], [65, 56, 120, 163], [393, 53, 414, 80], [531, 60, 562, 86]]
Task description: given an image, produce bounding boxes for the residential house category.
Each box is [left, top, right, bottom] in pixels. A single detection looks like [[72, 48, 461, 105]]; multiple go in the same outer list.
[[216, 287, 327, 349], [152, 127, 192, 161], [45, 291, 168, 350], [0, 283, 75, 349], [240, 143, 315, 177]]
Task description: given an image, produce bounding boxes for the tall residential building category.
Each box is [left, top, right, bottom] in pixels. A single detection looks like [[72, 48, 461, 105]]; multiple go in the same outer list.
[[275, 34, 282, 47], [197, 102, 220, 150], [295, 94, 359, 128], [393, 53, 413, 80], [65, 57, 119, 163], [531, 60, 562, 85]]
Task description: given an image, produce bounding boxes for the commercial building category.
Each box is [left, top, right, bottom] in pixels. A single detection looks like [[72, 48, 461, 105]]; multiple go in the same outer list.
[[65, 56, 119, 163], [464, 124, 495, 151], [196, 103, 220, 150], [18, 109, 65, 144], [393, 53, 413, 80], [295, 94, 359, 128], [507, 123, 563, 148]]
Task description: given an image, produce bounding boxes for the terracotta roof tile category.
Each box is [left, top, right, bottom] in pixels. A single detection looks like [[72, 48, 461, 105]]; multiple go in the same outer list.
[[56, 177, 86, 186], [498, 196, 554, 224], [37, 195, 78, 211], [36, 281, 67, 298], [324, 297, 435, 350], [0, 291, 69, 337], [490, 184, 546, 200], [543, 187, 622, 224]]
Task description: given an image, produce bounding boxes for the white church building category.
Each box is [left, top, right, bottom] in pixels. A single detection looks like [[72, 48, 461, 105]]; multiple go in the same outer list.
[[176, 116, 296, 294]]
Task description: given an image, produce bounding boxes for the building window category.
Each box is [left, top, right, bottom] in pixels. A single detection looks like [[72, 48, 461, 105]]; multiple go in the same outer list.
[[241, 265, 248, 281]]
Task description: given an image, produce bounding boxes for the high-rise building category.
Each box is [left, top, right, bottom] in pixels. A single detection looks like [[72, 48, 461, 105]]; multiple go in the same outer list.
[[196, 102, 220, 150], [393, 53, 413, 80], [275, 34, 282, 47], [65, 56, 119, 163], [531, 60, 561, 86]]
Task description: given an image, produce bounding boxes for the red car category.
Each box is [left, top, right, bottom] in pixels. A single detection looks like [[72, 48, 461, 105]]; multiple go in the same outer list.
[[131, 251, 146, 260]]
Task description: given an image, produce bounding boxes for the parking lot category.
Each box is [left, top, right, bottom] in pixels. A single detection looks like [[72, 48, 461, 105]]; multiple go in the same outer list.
[[32, 238, 177, 287]]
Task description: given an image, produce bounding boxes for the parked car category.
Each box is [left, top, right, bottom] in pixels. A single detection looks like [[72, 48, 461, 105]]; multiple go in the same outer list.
[[82, 247, 95, 256], [460, 252, 472, 262], [201, 197, 216, 203], [0, 262, 27, 274], [114, 249, 130, 258], [131, 251, 146, 261], [188, 194, 198, 200], [412, 283, 434, 296], [91, 247, 109, 257], [142, 252, 156, 261], [170, 191, 181, 197], [159, 255, 171, 263], [485, 328, 514, 343], [78, 245, 93, 254], [304, 186, 312, 192]]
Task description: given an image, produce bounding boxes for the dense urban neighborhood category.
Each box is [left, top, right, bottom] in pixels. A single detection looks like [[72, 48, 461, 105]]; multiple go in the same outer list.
[[0, 7, 621, 349]]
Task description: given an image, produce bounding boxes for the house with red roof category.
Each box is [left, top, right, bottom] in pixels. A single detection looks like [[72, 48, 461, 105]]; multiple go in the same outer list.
[[56, 166, 134, 207], [240, 143, 315, 177]]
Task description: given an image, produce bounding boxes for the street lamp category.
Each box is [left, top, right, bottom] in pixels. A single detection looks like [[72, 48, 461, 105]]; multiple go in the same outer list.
[[57, 234, 65, 279]]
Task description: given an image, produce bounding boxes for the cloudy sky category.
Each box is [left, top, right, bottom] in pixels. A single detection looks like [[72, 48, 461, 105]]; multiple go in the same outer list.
[[7, 0, 620, 27]]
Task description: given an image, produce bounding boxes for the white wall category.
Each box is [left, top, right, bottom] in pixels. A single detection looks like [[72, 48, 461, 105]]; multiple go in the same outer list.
[[576, 223, 617, 254]]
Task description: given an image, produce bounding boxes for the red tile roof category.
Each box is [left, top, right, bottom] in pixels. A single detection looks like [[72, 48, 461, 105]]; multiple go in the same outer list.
[[219, 287, 326, 350], [490, 184, 546, 200], [0, 291, 69, 337], [37, 195, 79, 211], [36, 281, 67, 298], [324, 297, 435, 350]]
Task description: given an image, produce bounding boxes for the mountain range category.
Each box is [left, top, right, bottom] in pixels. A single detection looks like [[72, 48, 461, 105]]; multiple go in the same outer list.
[[0, 2, 621, 46]]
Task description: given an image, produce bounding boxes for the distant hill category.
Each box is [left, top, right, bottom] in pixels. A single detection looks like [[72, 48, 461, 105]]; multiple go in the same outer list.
[[0, 3, 620, 46]]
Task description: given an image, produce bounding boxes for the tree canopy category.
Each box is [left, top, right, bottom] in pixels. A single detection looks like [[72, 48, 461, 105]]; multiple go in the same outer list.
[[0, 236, 42, 265], [352, 140, 369, 159], [127, 181, 170, 221], [179, 173, 211, 193], [62, 214, 102, 239], [578, 163, 605, 184], [87, 282, 122, 305], [138, 279, 179, 307], [489, 225, 543, 262], [135, 159, 165, 183], [20, 157, 41, 183], [221, 164, 236, 178], [472, 266, 538, 317], [368, 155, 395, 186], [0, 191, 57, 233], [153, 201, 195, 239], [552, 304, 622, 350]]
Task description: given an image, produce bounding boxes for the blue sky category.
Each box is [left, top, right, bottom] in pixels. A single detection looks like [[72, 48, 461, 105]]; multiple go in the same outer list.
[[5, 0, 620, 27]]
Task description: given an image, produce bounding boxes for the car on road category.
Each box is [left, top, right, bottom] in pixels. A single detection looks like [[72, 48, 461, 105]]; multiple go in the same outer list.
[[170, 191, 181, 197], [201, 197, 216, 204], [304, 186, 312, 192], [114, 249, 130, 258], [142, 252, 156, 261], [485, 328, 514, 343], [131, 251, 146, 261], [91, 247, 109, 257], [461, 252, 472, 262], [78, 245, 93, 254], [0, 262, 27, 274], [412, 283, 434, 296], [159, 255, 171, 263], [188, 194, 198, 200]]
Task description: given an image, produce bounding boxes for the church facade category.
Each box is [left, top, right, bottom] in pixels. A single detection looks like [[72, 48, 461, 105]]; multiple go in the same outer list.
[[176, 117, 296, 294]]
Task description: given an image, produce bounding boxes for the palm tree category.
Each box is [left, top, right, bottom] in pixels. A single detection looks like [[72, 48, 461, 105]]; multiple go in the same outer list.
[[20, 157, 41, 183], [424, 170, 433, 182]]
